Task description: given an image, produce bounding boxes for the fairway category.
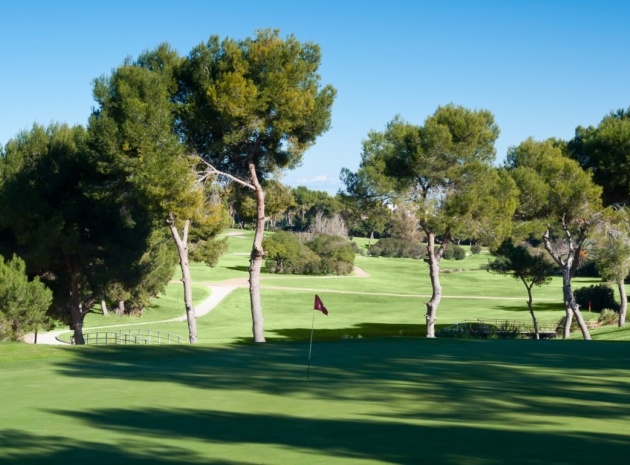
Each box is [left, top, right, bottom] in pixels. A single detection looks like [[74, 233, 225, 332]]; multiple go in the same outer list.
[[3, 232, 630, 464], [1, 340, 630, 464]]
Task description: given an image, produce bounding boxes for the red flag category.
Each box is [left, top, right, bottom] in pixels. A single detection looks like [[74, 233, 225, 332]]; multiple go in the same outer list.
[[314, 295, 328, 315]]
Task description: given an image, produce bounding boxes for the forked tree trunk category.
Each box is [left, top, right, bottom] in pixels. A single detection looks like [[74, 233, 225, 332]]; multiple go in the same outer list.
[[618, 280, 627, 327], [248, 159, 266, 343], [167, 213, 197, 344], [543, 226, 591, 340], [425, 233, 443, 338]]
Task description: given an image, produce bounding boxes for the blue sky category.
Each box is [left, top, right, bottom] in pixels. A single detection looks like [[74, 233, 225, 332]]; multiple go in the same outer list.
[[1, 0, 629, 193]]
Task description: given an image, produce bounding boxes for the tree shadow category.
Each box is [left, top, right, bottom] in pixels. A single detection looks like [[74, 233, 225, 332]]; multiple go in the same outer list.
[[226, 266, 249, 272], [0, 429, 253, 465], [38, 406, 630, 465], [493, 301, 566, 313]]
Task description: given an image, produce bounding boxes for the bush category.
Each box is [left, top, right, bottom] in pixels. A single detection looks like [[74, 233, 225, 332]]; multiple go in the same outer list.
[[307, 234, 356, 275], [574, 284, 619, 312], [440, 244, 466, 260], [452, 245, 466, 260], [470, 243, 482, 254], [598, 309, 619, 326], [442, 247, 454, 260], [368, 238, 426, 259]]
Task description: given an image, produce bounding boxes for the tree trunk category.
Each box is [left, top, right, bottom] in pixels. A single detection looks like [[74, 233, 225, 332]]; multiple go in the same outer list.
[[100, 295, 109, 316], [69, 275, 86, 345], [543, 226, 591, 340], [116, 300, 125, 316], [248, 160, 266, 342], [524, 282, 540, 340], [167, 213, 197, 344], [618, 280, 627, 327], [425, 233, 442, 338], [561, 269, 591, 340]]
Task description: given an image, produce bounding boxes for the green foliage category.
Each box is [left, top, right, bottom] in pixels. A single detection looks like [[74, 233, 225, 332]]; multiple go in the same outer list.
[[470, 243, 483, 254], [451, 245, 467, 260], [487, 239, 555, 287], [574, 284, 619, 312], [263, 232, 355, 275], [306, 234, 356, 275], [0, 255, 53, 341], [264, 232, 319, 274], [368, 238, 427, 259], [569, 107, 630, 206], [177, 29, 336, 182], [506, 138, 603, 226]]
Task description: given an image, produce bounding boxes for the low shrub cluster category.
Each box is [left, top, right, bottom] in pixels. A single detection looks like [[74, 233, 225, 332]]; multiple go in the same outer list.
[[441, 244, 466, 260], [470, 243, 483, 254], [368, 238, 427, 258], [264, 232, 356, 275]]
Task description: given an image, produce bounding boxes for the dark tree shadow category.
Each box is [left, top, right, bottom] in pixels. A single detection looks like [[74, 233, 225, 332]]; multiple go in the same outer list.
[[33, 339, 630, 464]]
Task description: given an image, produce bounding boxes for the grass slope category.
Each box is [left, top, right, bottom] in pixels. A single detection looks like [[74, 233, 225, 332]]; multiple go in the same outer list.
[[1, 340, 630, 464]]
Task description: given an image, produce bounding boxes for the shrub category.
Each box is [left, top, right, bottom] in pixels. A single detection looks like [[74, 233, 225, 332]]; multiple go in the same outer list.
[[470, 243, 482, 254], [574, 284, 619, 312], [598, 309, 619, 326], [368, 238, 426, 259], [452, 245, 466, 260], [442, 247, 454, 260], [307, 234, 356, 275]]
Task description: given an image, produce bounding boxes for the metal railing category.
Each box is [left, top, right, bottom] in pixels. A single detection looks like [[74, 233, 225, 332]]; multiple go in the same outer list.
[[75, 329, 184, 345]]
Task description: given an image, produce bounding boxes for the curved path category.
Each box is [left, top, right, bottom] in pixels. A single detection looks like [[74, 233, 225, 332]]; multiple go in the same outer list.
[[26, 266, 367, 345]]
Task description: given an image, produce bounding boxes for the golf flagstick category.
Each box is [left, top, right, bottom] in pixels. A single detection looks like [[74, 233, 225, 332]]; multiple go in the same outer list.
[[307, 294, 328, 379]]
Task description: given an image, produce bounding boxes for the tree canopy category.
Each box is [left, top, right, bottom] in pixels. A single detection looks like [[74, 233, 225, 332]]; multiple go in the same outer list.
[[342, 104, 517, 337], [176, 29, 336, 342]]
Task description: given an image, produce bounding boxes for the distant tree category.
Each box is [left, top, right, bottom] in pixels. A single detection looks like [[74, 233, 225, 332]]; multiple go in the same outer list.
[[343, 105, 518, 337], [568, 107, 630, 206], [506, 138, 603, 339], [0, 255, 53, 341], [176, 30, 336, 342], [487, 239, 556, 339]]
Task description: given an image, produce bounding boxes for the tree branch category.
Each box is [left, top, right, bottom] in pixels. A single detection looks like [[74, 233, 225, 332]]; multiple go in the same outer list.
[[195, 157, 254, 190]]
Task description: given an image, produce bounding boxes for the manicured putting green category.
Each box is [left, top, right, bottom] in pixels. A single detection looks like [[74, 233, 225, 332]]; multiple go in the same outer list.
[[1, 339, 630, 464]]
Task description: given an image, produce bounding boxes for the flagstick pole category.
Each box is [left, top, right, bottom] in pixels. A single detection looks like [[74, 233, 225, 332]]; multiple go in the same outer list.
[[307, 306, 316, 379]]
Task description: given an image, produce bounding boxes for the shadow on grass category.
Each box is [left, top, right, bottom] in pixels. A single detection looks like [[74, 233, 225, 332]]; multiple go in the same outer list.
[[493, 302, 566, 313], [29, 407, 630, 465], [42, 340, 630, 464], [0, 429, 251, 465]]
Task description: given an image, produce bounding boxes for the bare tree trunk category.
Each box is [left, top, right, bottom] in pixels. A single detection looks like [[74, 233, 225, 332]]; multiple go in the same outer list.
[[618, 280, 627, 327], [116, 301, 125, 316], [167, 213, 197, 344], [100, 295, 109, 316], [561, 271, 591, 340], [248, 160, 266, 343], [524, 283, 540, 340], [425, 233, 442, 338]]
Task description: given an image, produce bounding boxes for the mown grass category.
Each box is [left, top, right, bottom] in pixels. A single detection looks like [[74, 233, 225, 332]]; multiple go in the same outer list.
[[48, 230, 624, 343], [3, 231, 630, 463], [2, 339, 630, 464]]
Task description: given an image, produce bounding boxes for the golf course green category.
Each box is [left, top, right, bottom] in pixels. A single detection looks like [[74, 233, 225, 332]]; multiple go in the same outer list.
[[2, 231, 630, 464]]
